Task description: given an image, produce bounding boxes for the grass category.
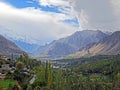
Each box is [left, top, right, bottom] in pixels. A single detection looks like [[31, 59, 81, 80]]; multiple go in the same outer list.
[[0, 79, 16, 89]]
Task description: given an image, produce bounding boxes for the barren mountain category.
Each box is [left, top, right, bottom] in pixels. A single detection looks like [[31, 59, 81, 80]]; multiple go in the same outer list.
[[34, 30, 108, 58], [0, 34, 24, 55], [70, 31, 120, 57]]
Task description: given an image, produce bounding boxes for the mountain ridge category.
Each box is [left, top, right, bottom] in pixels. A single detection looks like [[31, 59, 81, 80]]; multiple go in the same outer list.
[[34, 30, 108, 58], [0, 34, 24, 55], [69, 31, 120, 58]]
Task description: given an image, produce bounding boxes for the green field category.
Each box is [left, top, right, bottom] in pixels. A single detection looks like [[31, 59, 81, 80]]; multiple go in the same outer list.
[[0, 79, 16, 89]]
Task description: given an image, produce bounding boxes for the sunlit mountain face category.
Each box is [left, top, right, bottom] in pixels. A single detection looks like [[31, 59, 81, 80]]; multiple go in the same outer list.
[[33, 30, 109, 58]]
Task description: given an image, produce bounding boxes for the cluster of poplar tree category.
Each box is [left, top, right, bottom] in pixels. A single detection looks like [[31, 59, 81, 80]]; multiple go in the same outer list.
[[27, 59, 120, 90], [4, 54, 120, 90]]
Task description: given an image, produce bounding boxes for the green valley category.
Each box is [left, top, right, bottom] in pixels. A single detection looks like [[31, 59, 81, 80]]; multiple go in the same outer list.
[[1, 54, 120, 90]]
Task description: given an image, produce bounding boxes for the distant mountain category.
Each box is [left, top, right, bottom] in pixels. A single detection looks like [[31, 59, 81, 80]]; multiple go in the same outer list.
[[12, 40, 39, 54], [70, 31, 120, 57], [34, 30, 108, 58], [0, 34, 24, 55]]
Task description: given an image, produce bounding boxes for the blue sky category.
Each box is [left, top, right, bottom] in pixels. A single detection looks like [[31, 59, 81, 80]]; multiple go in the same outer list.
[[4, 0, 61, 13], [4, 0, 40, 9], [3, 0, 79, 27]]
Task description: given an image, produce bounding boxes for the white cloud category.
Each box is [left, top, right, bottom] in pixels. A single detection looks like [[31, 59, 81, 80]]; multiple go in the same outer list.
[[70, 0, 120, 31], [38, 0, 69, 7], [1, 0, 119, 45], [110, 0, 120, 23], [0, 2, 78, 45], [77, 9, 89, 30], [38, 0, 74, 16]]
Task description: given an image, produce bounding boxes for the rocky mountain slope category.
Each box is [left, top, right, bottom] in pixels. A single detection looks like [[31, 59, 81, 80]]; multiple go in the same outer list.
[[69, 31, 120, 58], [12, 40, 39, 54], [34, 30, 108, 58], [0, 34, 24, 55]]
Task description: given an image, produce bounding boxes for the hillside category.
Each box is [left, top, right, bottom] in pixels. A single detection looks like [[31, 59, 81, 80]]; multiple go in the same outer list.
[[34, 30, 108, 58], [12, 40, 39, 54], [0, 34, 24, 55], [69, 31, 120, 57]]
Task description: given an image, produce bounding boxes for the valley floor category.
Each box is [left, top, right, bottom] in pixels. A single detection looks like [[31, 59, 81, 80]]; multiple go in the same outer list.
[[0, 55, 120, 90]]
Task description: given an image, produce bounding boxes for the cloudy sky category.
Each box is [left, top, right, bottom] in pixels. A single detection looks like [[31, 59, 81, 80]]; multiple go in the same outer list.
[[0, 0, 120, 45]]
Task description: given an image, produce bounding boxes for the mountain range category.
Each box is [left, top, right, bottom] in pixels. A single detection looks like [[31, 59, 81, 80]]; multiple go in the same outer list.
[[69, 31, 120, 58], [0, 34, 24, 55], [89, 31, 120, 55], [12, 40, 39, 54], [33, 30, 109, 58], [0, 30, 119, 59]]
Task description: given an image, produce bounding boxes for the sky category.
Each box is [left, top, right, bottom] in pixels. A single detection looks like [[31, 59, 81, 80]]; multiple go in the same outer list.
[[0, 0, 120, 45]]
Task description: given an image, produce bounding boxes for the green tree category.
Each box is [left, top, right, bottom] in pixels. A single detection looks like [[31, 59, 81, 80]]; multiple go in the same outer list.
[[45, 61, 53, 89], [23, 53, 30, 68], [47, 62, 53, 89], [27, 85, 33, 90], [16, 61, 24, 71], [34, 86, 41, 90]]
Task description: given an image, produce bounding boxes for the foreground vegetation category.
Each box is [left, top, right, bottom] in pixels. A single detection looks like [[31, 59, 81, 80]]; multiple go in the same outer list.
[[0, 54, 120, 90], [30, 56, 120, 90], [0, 79, 15, 89]]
